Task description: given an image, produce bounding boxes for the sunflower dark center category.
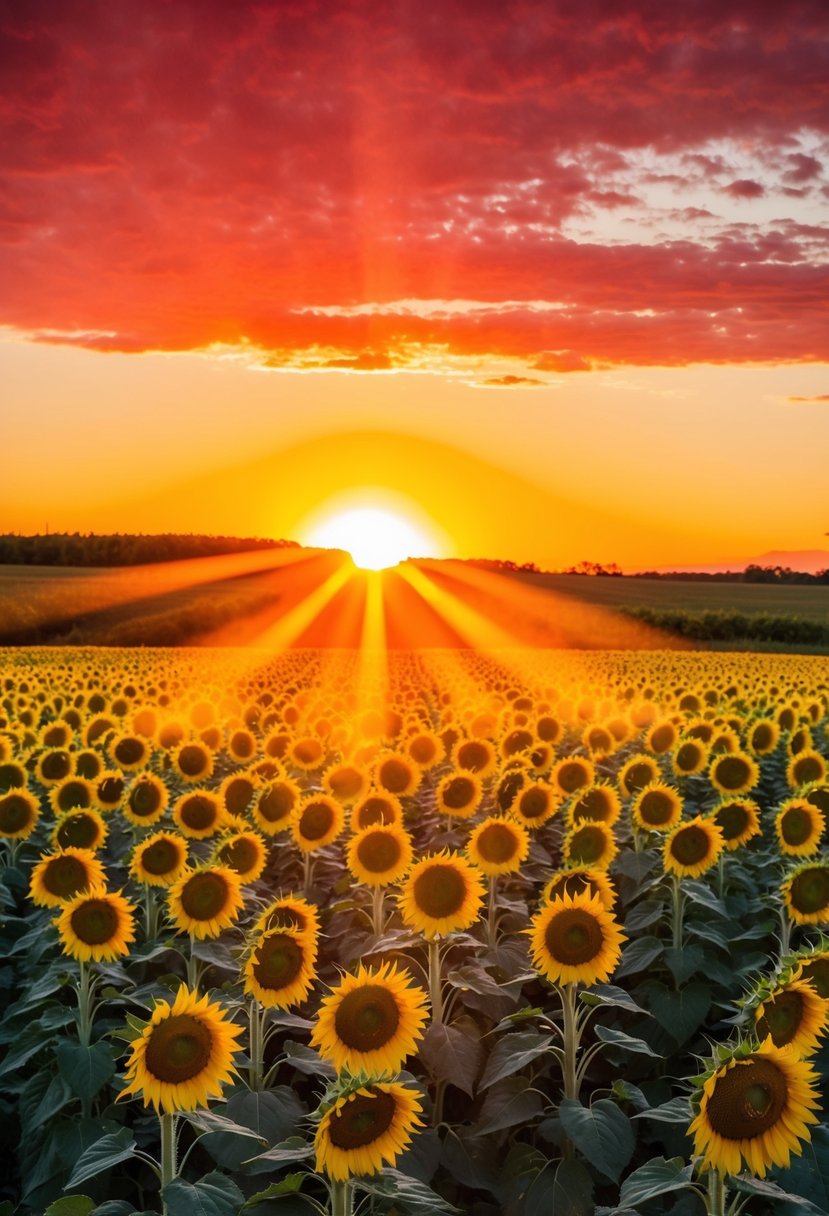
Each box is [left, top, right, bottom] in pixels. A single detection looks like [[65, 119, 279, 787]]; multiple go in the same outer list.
[[497, 772, 525, 811], [70, 898, 119, 945], [0, 793, 33, 832], [624, 763, 655, 794], [300, 802, 335, 841], [379, 760, 411, 793], [715, 803, 749, 841], [129, 780, 162, 816], [639, 791, 675, 825], [670, 825, 711, 866], [219, 837, 258, 874], [442, 777, 476, 810], [57, 781, 92, 811], [334, 986, 400, 1051], [410, 737, 437, 764], [56, 812, 99, 849], [258, 784, 295, 822], [545, 908, 603, 965], [752, 724, 774, 751], [572, 789, 612, 822], [781, 808, 814, 846], [356, 831, 401, 873], [180, 872, 229, 920], [0, 763, 26, 791], [75, 753, 101, 779], [357, 796, 396, 827], [252, 933, 304, 990], [145, 1014, 212, 1083], [262, 905, 308, 932], [141, 838, 181, 876], [800, 958, 829, 999], [327, 1089, 396, 1149], [519, 788, 550, 819], [293, 739, 323, 766], [41, 752, 72, 781], [676, 743, 702, 771], [477, 823, 518, 864], [231, 732, 254, 758], [178, 745, 208, 776], [98, 775, 125, 804], [412, 864, 466, 919], [45, 855, 88, 897], [715, 757, 752, 790], [225, 780, 255, 816], [794, 756, 823, 785], [756, 991, 804, 1047], [328, 768, 363, 799], [705, 1058, 787, 1140], [180, 796, 217, 831], [790, 867, 829, 914], [115, 738, 145, 766], [568, 827, 606, 864], [650, 725, 675, 753], [457, 743, 489, 772], [557, 763, 589, 794]]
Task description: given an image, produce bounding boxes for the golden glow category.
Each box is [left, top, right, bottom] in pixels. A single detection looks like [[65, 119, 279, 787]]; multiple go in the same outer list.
[[299, 493, 449, 570]]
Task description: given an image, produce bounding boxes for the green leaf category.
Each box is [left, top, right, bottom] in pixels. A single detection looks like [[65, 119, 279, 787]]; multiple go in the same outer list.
[[65, 1128, 137, 1189], [614, 935, 663, 978], [183, 1108, 268, 1143], [663, 945, 704, 985], [728, 1173, 829, 1214], [594, 1025, 660, 1056], [619, 1156, 694, 1207], [623, 899, 665, 933], [633, 1096, 692, 1124], [580, 984, 649, 1015], [44, 1199, 96, 1216], [281, 1040, 335, 1078], [162, 1173, 245, 1216], [55, 1039, 116, 1103], [475, 1076, 544, 1136], [244, 1137, 315, 1174], [650, 983, 711, 1044], [775, 1123, 829, 1213], [523, 1159, 594, 1216], [355, 1168, 460, 1213], [244, 1175, 305, 1206], [29, 1071, 74, 1131], [419, 1019, 482, 1098], [225, 1088, 306, 1146], [479, 1030, 553, 1089], [558, 1099, 635, 1183]]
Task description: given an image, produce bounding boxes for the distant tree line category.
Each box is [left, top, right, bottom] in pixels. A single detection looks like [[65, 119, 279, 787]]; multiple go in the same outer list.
[[631, 564, 829, 585], [621, 606, 829, 647], [0, 533, 298, 567]]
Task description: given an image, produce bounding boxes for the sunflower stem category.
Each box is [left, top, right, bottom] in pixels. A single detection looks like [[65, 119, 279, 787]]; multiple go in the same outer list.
[[428, 937, 444, 1026], [487, 877, 498, 948], [159, 1112, 178, 1213], [717, 853, 726, 901], [77, 959, 92, 1048], [372, 885, 386, 937], [559, 983, 580, 1157], [329, 1178, 353, 1216], [778, 907, 793, 958], [671, 876, 685, 952], [143, 884, 157, 940], [706, 1167, 726, 1216], [248, 997, 264, 1090], [187, 934, 199, 990], [303, 851, 313, 898]]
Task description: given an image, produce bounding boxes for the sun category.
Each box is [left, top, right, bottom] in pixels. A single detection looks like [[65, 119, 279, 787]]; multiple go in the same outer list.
[[299, 494, 448, 570]]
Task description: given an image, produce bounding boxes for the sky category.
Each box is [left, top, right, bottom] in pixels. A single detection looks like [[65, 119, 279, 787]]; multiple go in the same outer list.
[[2, 0, 828, 570]]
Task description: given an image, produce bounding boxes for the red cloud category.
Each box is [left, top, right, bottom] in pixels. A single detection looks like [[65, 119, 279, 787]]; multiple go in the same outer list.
[[1, 0, 828, 368]]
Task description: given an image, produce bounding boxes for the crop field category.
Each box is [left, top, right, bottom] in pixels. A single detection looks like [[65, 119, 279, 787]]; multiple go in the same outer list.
[[1, 646, 828, 1215]]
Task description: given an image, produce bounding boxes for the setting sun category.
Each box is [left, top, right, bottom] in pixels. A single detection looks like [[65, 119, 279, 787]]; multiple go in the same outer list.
[[301, 503, 445, 570]]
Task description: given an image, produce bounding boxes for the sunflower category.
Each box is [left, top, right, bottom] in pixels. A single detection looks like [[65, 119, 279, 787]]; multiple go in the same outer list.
[[173, 791, 225, 840], [646, 719, 679, 755], [672, 738, 709, 778], [782, 862, 829, 925], [94, 770, 125, 812], [55, 886, 136, 962], [108, 733, 151, 773], [775, 799, 825, 857], [435, 773, 483, 819], [228, 728, 257, 764], [52, 807, 108, 852], [804, 783, 829, 817], [167, 865, 245, 939], [49, 777, 95, 816], [123, 774, 169, 828], [501, 727, 535, 760], [292, 795, 345, 853], [311, 962, 428, 1075], [0, 789, 39, 839], [689, 1037, 820, 1178], [74, 749, 103, 780], [118, 984, 243, 1113], [710, 799, 762, 850], [562, 821, 618, 869], [495, 766, 528, 813], [798, 948, 829, 999], [453, 738, 497, 778], [35, 749, 74, 786], [567, 783, 622, 827], [398, 850, 485, 939], [618, 754, 662, 798], [747, 719, 780, 756], [243, 927, 317, 1008], [288, 735, 326, 772], [664, 816, 724, 879], [582, 725, 614, 758], [528, 890, 625, 987], [466, 816, 529, 876], [253, 895, 320, 947], [130, 831, 189, 887], [172, 741, 215, 783], [215, 829, 268, 883], [511, 781, 559, 828], [536, 714, 563, 744], [550, 757, 595, 798], [347, 824, 413, 887], [219, 772, 259, 818], [350, 791, 403, 831], [541, 866, 617, 910], [323, 763, 369, 805], [787, 750, 827, 790], [0, 760, 28, 792], [29, 847, 106, 908], [754, 973, 829, 1058], [315, 1081, 424, 1182], [253, 778, 301, 835], [407, 730, 444, 770], [709, 751, 759, 796], [374, 753, 420, 798], [631, 783, 683, 833]]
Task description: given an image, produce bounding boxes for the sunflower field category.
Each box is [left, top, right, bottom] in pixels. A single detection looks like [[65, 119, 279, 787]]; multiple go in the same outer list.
[[1, 647, 828, 1216]]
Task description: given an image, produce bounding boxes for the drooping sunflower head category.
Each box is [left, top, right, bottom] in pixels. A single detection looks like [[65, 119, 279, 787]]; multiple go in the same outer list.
[[0, 789, 40, 840], [52, 807, 108, 852], [550, 757, 595, 798], [797, 947, 829, 999], [173, 791, 225, 840], [753, 972, 829, 1059], [253, 778, 300, 835], [291, 795, 345, 853], [118, 984, 243, 1113], [243, 927, 317, 1008], [123, 773, 169, 827], [562, 821, 618, 870], [689, 1037, 821, 1178], [567, 782, 622, 827], [664, 815, 724, 879], [709, 750, 759, 796], [29, 847, 106, 908], [435, 772, 483, 819], [618, 753, 661, 798], [167, 865, 245, 940], [347, 824, 413, 887], [398, 850, 486, 939], [711, 799, 762, 850], [310, 961, 428, 1075], [511, 781, 559, 828], [56, 885, 136, 963], [215, 829, 268, 883], [172, 741, 215, 784], [466, 816, 529, 877], [541, 866, 617, 911], [782, 862, 829, 925], [528, 889, 625, 987], [130, 831, 189, 887], [315, 1081, 424, 1181], [788, 749, 828, 791], [775, 798, 825, 857], [632, 782, 683, 833]]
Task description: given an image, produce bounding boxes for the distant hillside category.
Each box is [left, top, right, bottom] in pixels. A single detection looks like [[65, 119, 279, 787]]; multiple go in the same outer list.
[[0, 532, 298, 567]]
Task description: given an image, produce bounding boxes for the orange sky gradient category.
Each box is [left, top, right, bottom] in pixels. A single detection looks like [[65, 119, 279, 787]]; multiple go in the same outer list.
[[1, 2, 828, 570]]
